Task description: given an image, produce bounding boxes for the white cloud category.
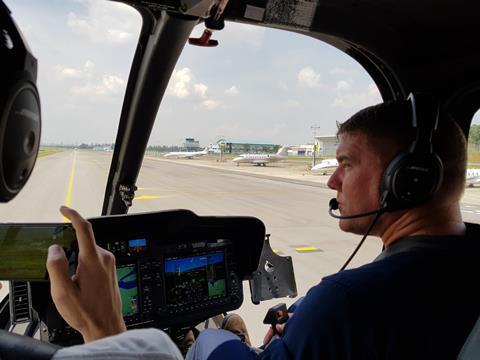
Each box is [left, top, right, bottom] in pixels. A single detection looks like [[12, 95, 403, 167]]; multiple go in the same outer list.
[[58, 67, 83, 78], [55, 60, 95, 79], [335, 80, 353, 91], [169, 68, 192, 99], [298, 67, 321, 88], [332, 83, 382, 109], [67, 0, 140, 44], [100, 75, 125, 94], [201, 99, 222, 110], [285, 99, 301, 108], [225, 86, 239, 96], [194, 83, 208, 98], [168, 69, 221, 109], [330, 67, 353, 76], [368, 83, 380, 96], [83, 60, 95, 72], [71, 74, 125, 96]]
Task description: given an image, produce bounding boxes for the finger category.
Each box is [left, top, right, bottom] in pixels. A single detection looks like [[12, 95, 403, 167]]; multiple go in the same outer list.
[[47, 245, 75, 297], [263, 327, 274, 345], [276, 323, 285, 334], [60, 206, 96, 258]]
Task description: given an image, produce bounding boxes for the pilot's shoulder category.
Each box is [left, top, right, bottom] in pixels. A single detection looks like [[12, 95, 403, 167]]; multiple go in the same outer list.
[[315, 254, 417, 297]]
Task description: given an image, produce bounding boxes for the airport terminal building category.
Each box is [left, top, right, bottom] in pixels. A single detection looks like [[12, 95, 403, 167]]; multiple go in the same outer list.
[[216, 139, 279, 154], [314, 135, 338, 156]]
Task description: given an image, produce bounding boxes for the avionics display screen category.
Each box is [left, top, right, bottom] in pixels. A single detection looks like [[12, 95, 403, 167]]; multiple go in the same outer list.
[[129, 238, 147, 253], [164, 252, 226, 306], [116, 264, 139, 317], [0, 224, 76, 280]]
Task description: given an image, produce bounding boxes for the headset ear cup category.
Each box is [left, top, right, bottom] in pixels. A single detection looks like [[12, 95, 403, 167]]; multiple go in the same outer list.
[[0, 79, 41, 202], [380, 152, 407, 209], [381, 152, 443, 210]]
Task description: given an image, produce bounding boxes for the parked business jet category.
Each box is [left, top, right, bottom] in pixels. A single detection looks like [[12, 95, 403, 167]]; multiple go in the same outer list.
[[466, 168, 480, 187], [311, 158, 339, 174], [164, 147, 208, 159], [232, 146, 288, 166]]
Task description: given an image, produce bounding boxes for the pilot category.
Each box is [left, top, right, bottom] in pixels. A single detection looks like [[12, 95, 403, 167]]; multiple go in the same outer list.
[[184, 99, 480, 359], [48, 101, 480, 359]]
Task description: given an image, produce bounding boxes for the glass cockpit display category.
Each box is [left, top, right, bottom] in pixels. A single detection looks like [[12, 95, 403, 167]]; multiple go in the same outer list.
[[116, 264, 139, 318], [0, 224, 76, 280], [129, 238, 147, 253], [164, 252, 226, 306]]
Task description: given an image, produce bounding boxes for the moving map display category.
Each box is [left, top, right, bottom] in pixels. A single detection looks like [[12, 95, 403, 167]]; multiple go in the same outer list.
[[116, 264, 139, 317], [164, 252, 226, 306]]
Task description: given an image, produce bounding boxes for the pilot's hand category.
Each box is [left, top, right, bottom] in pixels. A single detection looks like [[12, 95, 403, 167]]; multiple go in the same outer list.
[[47, 206, 126, 343], [262, 313, 293, 346]]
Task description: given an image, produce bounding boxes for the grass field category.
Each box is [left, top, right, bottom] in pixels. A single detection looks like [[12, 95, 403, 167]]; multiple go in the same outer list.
[[38, 147, 64, 158]]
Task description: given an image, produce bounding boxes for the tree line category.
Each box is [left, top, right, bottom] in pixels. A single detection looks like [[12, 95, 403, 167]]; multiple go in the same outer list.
[[469, 124, 480, 145]]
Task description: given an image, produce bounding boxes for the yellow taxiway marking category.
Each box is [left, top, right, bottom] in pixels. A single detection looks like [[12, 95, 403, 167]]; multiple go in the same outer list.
[[295, 246, 318, 252], [63, 151, 77, 222], [134, 195, 161, 200]]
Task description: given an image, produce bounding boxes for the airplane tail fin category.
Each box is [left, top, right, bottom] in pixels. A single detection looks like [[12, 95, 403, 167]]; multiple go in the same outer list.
[[276, 146, 289, 156]]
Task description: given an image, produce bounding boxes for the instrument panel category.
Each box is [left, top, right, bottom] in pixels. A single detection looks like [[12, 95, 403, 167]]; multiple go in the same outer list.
[[31, 209, 265, 345], [108, 236, 242, 328]]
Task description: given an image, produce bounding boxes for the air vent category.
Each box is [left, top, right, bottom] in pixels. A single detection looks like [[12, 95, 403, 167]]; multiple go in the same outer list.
[[9, 281, 32, 325]]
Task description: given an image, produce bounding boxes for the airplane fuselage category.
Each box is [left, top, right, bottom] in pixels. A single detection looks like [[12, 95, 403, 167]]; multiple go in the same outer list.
[[232, 154, 284, 166], [311, 159, 339, 174]]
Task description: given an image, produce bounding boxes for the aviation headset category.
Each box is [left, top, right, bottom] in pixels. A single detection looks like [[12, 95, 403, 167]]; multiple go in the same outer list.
[[0, 1, 41, 202], [379, 93, 444, 211]]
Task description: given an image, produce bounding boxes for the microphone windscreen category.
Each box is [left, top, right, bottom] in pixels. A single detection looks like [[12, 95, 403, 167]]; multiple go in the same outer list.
[[329, 198, 339, 210]]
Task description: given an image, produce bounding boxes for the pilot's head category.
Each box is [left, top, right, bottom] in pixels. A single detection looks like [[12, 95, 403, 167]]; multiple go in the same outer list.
[[337, 100, 467, 202], [328, 99, 467, 235], [0, 1, 41, 203]]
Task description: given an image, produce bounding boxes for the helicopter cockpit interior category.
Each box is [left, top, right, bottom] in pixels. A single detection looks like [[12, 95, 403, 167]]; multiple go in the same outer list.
[[1, 0, 480, 358]]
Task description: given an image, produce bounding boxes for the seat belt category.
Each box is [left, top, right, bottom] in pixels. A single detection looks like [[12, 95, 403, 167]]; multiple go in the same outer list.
[[457, 317, 480, 360]]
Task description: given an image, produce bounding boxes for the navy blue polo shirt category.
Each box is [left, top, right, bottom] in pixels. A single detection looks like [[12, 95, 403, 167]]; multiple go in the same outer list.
[[260, 226, 480, 359]]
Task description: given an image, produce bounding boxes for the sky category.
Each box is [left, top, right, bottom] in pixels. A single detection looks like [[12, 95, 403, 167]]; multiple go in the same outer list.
[[6, 0, 480, 147]]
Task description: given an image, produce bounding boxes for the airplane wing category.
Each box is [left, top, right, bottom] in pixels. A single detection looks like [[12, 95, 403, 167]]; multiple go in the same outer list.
[[252, 160, 268, 164]]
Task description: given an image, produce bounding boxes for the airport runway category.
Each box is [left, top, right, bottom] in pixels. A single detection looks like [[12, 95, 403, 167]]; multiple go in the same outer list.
[[2, 150, 480, 343]]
